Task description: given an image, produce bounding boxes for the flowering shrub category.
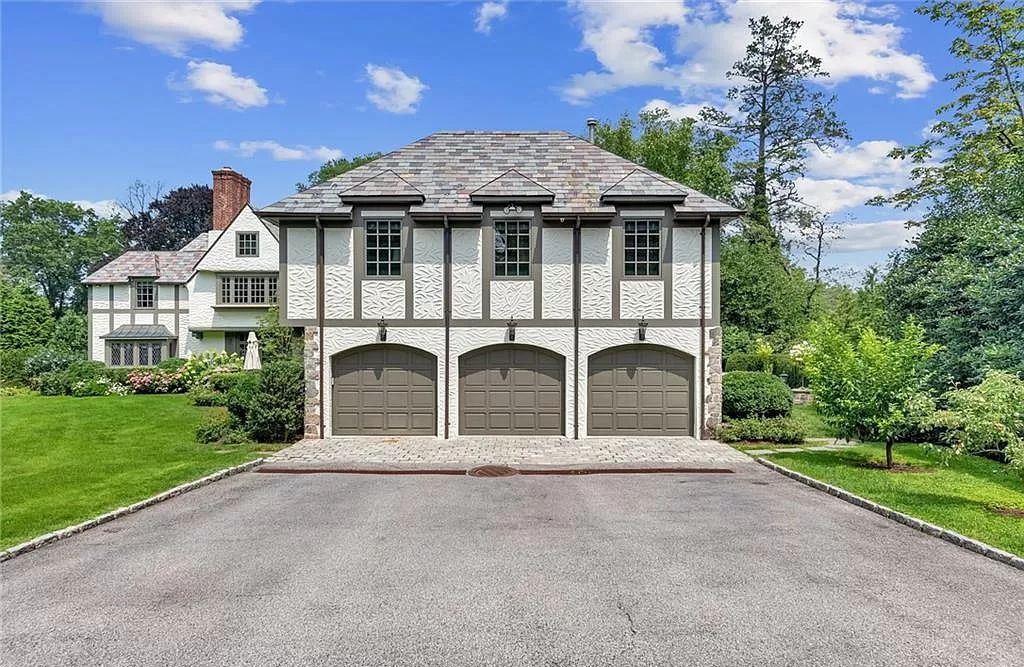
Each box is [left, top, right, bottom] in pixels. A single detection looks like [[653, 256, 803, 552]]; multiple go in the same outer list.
[[180, 352, 244, 389], [125, 368, 186, 394], [72, 377, 130, 397]]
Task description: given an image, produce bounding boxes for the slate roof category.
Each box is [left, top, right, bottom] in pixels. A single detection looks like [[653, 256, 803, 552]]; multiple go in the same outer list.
[[83, 245, 206, 284], [100, 324, 176, 339], [339, 170, 424, 201], [470, 169, 554, 200], [601, 168, 688, 200], [261, 131, 741, 217]]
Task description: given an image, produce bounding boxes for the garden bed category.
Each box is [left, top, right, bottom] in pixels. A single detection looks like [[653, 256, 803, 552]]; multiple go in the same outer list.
[[0, 394, 283, 549], [763, 444, 1024, 557]]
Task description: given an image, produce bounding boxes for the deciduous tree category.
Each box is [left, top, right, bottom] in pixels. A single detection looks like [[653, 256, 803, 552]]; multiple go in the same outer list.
[[298, 153, 385, 191], [121, 184, 213, 251]]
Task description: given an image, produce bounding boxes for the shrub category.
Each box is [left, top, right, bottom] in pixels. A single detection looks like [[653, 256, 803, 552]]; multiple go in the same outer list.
[[722, 371, 793, 419], [256, 306, 303, 364], [208, 371, 247, 394], [245, 360, 304, 443], [226, 371, 262, 426], [37, 370, 71, 396], [189, 387, 227, 407], [24, 347, 80, 381], [71, 376, 130, 397], [195, 411, 234, 444], [0, 277, 54, 350], [157, 357, 187, 372], [0, 385, 35, 397], [125, 368, 186, 394], [0, 346, 40, 387], [65, 360, 106, 386], [102, 367, 133, 384], [725, 352, 807, 388], [180, 351, 244, 389], [49, 313, 88, 356], [718, 417, 806, 444], [932, 371, 1024, 469]]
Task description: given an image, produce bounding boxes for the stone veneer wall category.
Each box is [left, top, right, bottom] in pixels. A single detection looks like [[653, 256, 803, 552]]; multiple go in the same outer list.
[[703, 326, 723, 438], [304, 326, 322, 438]]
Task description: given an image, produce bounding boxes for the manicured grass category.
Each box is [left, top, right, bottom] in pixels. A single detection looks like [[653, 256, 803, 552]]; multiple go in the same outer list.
[[764, 444, 1024, 556], [0, 395, 279, 549], [791, 403, 836, 439]]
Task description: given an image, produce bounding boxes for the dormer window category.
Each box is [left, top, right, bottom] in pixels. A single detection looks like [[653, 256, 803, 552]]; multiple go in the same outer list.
[[134, 279, 155, 309], [624, 220, 660, 276], [365, 219, 402, 277], [494, 219, 530, 277], [236, 231, 258, 257]]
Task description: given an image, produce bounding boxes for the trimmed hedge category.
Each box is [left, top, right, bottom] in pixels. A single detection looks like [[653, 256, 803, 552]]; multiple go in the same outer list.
[[725, 352, 807, 388], [722, 371, 793, 419], [718, 417, 806, 444]]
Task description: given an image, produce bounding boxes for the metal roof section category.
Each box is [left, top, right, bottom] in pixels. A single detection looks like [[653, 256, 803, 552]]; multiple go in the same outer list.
[[100, 324, 176, 339]]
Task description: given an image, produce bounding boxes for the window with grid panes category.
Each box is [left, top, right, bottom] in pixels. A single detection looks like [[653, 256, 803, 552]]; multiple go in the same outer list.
[[236, 231, 258, 257], [365, 219, 402, 276], [134, 280, 155, 308], [624, 220, 660, 276], [217, 275, 278, 305], [494, 219, 530, 277]]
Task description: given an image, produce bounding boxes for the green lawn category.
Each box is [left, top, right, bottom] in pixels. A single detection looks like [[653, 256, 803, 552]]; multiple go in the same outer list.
[[0, 394, 277, 549], [764, 444, 1024, 556], [791, 403, 836, 439]]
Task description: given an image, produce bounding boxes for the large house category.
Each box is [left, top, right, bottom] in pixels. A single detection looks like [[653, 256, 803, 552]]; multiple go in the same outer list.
[[259, 130, 739, 439], [84, 169, 279, 364]]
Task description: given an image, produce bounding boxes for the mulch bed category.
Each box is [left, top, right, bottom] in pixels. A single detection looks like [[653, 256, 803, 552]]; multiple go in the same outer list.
[[855, 461, 930, 473], [990, 506, 1024, 519]]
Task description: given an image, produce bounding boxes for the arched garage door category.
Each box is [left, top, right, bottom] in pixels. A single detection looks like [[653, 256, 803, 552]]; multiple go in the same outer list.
[[588, 346, 693, 436], [331, 345, 436, 435], [459, 345, 564, 435]]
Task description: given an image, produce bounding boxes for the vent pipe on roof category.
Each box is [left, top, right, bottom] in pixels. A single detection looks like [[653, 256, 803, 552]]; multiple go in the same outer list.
[[586, 118, 598, 143]]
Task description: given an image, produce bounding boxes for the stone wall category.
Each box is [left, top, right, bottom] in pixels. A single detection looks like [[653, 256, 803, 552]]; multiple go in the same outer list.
[[303, 326, 322, 439], [703, 326, 723, 438]]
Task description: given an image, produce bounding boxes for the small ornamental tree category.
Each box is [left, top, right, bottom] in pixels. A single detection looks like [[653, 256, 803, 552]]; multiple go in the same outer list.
[[933, 371, 1024, 469], [806, 320, 939, 467]]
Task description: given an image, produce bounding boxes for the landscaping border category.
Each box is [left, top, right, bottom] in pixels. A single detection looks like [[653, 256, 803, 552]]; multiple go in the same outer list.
[[0, 458, 264, 563], [756, 457, 1024, 572]]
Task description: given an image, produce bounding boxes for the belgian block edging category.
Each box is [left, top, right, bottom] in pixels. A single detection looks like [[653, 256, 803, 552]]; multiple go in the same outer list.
[[0, 459, 264, 564], [757, 457, 1024, 572]]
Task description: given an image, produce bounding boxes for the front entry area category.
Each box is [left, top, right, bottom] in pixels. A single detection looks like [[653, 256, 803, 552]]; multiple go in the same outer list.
[[459, 345, 564, 435], [588, 345, 694, 436], [331, 345, 437, 435]]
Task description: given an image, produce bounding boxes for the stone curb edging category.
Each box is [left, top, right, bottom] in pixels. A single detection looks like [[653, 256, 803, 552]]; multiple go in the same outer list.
[[756, 457, 1024, 572], [0, 459, 264, 564]]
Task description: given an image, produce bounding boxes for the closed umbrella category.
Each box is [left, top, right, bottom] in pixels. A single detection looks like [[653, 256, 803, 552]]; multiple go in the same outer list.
[[244, 331, 262, 370]]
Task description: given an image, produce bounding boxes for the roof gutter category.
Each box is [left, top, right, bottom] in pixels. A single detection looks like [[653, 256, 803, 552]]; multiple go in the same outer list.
[[699, 213, 709, 439]]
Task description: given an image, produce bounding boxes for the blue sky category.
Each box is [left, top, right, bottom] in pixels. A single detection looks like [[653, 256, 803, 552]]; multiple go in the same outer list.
[[2, 1, 960, 277]]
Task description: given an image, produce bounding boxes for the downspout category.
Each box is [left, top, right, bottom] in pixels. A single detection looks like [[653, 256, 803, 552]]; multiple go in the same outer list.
[[573, 215, 581, 439], [443, 215, 451, 439], [699, 214, 709, 439], [316, 215, 325, 439]]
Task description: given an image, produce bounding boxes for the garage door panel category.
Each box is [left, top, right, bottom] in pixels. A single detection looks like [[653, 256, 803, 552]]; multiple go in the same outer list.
[[588, 346, 693, 436], [459, 346, 564, 435], [331, 346, 436, 435]]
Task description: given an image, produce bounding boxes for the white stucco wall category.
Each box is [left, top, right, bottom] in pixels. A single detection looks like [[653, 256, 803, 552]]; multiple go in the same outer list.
[[577, 326, 705, 437], [672, 227, 700, 319], [186, 273, 270, 332], [542, 227, 572, 319], [157, 284, 175, 310], [189, 330, 226, 355], [320, 326, 447, 436], [620, 280, 664, 319], [580, 227, 612, 319], [448, 327, 575, 437], [194, 206, 278, 273], [112, 284, 130, 310], [361, 280, 406, 319], [90, 310, 106, 362], [413, 227, 443, 319], [286, 227, 317, 320], [489, 280, 533, 320], [451, 228, 481, 319], [324, 227, 353, 319]]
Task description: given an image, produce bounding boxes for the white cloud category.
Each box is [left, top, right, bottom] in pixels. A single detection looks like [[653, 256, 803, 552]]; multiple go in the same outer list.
[[642, 98, 706, 120], [179, 60, 269, 109], [214, 139, 342, 162], [562, 0, 934, 104], [87, 1, 259, 56], [832, 219, 918, 252], [795, 177, 888, 213], [805, 140, 906, 184], [365, 64, 427, 114], [475, 1, 508, 34], [1, 189, 125, 218]]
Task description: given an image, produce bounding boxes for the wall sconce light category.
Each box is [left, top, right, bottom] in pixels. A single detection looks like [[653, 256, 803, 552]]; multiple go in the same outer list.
[[638, 316, 649, 341], [507, 319, 517, 342], [378, 317, 388, 342]]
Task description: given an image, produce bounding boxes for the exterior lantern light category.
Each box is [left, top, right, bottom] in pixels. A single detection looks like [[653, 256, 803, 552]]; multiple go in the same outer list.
[[378, 317, 388, 342], [638, 316, 649, 341], [507, 319, 517, 342]]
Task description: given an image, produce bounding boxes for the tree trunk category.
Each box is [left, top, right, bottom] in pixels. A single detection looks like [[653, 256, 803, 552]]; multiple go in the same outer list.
[[885, 439, 894, 469]]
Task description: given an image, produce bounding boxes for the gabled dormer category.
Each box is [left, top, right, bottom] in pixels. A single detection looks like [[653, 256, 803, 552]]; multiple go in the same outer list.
[[470, 169, 555, 203]]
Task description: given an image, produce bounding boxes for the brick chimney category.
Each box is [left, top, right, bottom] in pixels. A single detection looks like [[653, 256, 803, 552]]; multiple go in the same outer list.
[[212, 167, 251, 230]]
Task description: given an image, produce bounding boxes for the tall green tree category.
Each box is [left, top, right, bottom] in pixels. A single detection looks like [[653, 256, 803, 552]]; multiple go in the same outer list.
[[297, 153, 385, 191], [878, 0, 1024, 212], [593, 108, 737, 201], [0, 192, 122, 315], [702, 16, 849, 245], [0, 275, 54, 350]]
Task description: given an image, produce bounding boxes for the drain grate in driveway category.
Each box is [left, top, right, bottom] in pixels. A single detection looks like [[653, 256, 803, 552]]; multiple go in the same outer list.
[[467, 465, 520, 477]]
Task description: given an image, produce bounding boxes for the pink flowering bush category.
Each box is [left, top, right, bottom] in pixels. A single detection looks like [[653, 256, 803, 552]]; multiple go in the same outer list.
[[125, 368, 186, 394]]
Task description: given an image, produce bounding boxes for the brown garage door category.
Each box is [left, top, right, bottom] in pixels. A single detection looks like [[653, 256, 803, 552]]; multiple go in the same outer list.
[[331, 345, 436, 435], [459, 346, 564, 435], [588, 346, 693, 436]]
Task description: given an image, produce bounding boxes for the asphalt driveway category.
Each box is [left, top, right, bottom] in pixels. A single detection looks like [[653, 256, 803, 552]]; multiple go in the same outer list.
[[2, 464, 1022, 666]]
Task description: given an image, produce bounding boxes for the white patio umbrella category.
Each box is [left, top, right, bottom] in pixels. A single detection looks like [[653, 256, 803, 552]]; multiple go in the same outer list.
[[243, 331, 262, 371]]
